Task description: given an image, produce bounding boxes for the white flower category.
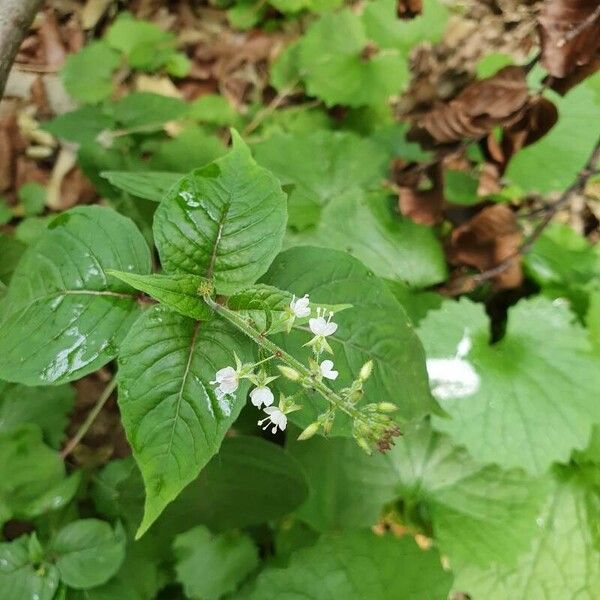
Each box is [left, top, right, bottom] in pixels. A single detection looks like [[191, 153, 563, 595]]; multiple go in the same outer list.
[[290, 294, 310, 318], [211, 366, 239, 395], [426, 358, 480, 400], [258, 406, 287, 434], [319, 359, 338, 380], [250, 386, 275, 408], [309, 308, 337, 337]]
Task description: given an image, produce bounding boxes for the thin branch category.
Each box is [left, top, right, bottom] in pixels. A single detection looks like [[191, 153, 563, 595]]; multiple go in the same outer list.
[[455, 135, 600, 290], [557, 4, 600, 48], [0, 0, 44, 99], [61, 378, 118, 460], [242, 80, 301, 136]]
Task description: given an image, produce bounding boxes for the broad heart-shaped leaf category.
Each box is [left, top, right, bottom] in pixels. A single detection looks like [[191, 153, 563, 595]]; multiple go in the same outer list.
[[506, 71, 600, 193], [297, 10, 409, 107], [286, 433, 397, 531], [0, 381, 74, 448], [153, 130, 287, 295], [101, 171, 183, 202], [173, 526, 259, 600], [0, 535, 60, 600], [261, 247, 439, 434], [0, 206, 152, 385], [108, 271, 213, 321], [52, 519, 126, 589], [243, 531, 452, 600], [285, 191, 447, 288], [252, 130, 388, 231], [389, 421, 550, 568], [91, 438, 308, 551], [418, 297, 600, 475], [0, 425, 65, 527], [118, 305, 253, 536], [454, 466, 600, 600]]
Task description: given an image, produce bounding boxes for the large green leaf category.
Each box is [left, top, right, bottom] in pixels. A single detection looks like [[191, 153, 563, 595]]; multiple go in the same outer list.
[[0, 536, 60, 600], [455, 467, 600, 599], [118, 305, 253, 536], [101, 171, 183, 202], [0, 206, 152, 385], [390, 421, 550, 568], [287, 434, 397, 531], [0, 382, 74, 448], [153, 131, 287, 295], [261, 247, 439, 434], [419, 297, 600, 474], [0, 426, 65, 526], [506, 72, 600, 193], [297, 10, 408, 107], [244, 531, 452, 599], [284, 191, 447, 287], [173, 526, 259, 600], [52, 520, 126, 589], [253, 130, 388, 231], [108, 271, 213, 321]]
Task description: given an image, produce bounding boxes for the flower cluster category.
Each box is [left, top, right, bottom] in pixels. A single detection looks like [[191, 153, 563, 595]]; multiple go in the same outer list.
[[210, 291, 401, 453]]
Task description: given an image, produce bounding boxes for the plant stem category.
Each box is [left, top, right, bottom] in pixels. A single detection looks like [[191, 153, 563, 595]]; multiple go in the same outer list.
[[60, 378, 118, 459], [204, 296, 361, 421]]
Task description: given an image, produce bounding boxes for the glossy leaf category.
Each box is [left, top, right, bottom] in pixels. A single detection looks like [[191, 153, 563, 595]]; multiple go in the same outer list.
[[108, 271, 213, 321], [419, 297, 600, 474], [52, 520, 126, 589], [244, 531, 452, 600], [0, 206, 152, 385], [174, 526, 259, 600], [261, 247, 439, 434], [117, 305, 253, 536], [153, 131, 287, 295]]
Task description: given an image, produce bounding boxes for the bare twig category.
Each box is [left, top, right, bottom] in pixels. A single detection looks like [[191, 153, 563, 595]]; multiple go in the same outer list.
[[242, 80, 301, 136], [454, 135, 600, 290], [60, 378, 118, 460], [0, 0, 44, 99], [557, 4, 600, 48]]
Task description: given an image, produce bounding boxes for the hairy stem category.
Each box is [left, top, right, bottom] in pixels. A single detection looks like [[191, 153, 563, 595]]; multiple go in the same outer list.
[[61, 377, 118, 459], [0, 0, 44, 98], [204, 295, 361, 421]]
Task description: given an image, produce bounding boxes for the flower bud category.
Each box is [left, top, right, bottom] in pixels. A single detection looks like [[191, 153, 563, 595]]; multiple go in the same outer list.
[[359, 360, 373, 381], [297, 422, 320, 441], [277, 365, 301, 381], [377, 402, 398, 413]]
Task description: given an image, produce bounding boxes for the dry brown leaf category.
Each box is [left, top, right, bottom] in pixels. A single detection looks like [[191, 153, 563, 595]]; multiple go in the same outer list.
[[448, 204, 523, 290], [538, 0, 600, 78], [397, 0, 423, 18], [38, 9, 67, 69], [81, 0, 113, 30], [396, 163, 445, 225], [411, 66, 529, 143]]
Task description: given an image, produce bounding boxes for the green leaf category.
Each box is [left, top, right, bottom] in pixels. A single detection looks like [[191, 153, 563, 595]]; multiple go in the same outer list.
[[117, 305, 253, 536], [61, 41, 120, 104], [362, 0, 449, 51], [0, 426, 65, 525], [0, 536, 60, 600], [244, 531, 452, 600], [108, 271, 212, 321], [253, 130, 388, 230], [390, 421, 550, 567], [418, 297, 600, 474], [110, 93, 188, 129], [0, 206, 152, 385], [475, 52, 514, 78], [189, 94, 239, 126], [270, 0, 343, 12], [455, 467, 600, 600], [101, 171, 182, 202], [154, 130, 287, 295], [52, 519, 126, 589], [444, 170, 480, 205], [43, 106, 115, 145], [18, 182, 46, 216], [298, 10, 409, 107], [0, 382, 74, 447], [0, 198, 13, 225], [285, 191, 447, 287], [287, 434, 397, 531], [174, 526, 259, 600], [0, 234, 26, 285], [261, 247, 439, 433], [506, 72, 600, 192]]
